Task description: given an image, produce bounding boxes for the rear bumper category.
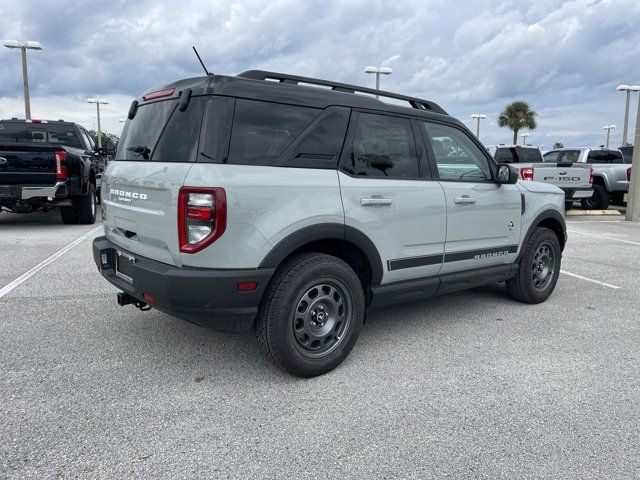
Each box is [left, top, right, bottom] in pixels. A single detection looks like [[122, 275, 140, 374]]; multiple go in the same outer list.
[[92, 236, 274, 333], [0, 182, 68, 201], [562, 187, 593, 200]]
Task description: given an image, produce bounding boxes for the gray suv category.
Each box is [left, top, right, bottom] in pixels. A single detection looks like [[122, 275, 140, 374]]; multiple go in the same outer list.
[[93, 71, 566, 377]]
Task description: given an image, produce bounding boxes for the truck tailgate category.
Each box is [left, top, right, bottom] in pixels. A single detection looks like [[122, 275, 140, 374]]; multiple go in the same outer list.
[[531, 163, 591, 188], [0, 144, 57, 185]]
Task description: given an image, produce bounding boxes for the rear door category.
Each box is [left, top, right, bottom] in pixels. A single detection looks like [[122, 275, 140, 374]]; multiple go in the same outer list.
[[421, 121, 522, 274], [338, 111, 446, 285], [103, 94, 206, 266]]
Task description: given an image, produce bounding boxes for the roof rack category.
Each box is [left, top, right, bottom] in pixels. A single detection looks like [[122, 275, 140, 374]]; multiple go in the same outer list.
[[238, 70, 447, 115]]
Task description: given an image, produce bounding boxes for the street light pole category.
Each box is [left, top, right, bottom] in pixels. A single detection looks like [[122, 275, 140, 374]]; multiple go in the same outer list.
[[470, 114, 487, 139], [602, 125, 616, 148], [4, 40, 43, 120], [521, 132, 530, 145], [626, 95, 640, 222], [616, 85, 640, 146], [364, 66, 393, 99], [87, 98, 109, 148]]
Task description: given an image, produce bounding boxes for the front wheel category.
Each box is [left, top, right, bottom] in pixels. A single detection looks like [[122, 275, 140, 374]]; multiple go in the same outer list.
[[256, 253, 365, 377], [506, 227, 561, 304]]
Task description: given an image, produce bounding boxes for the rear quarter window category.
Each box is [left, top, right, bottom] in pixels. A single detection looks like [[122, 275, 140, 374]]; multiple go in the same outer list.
[[228, 99, 319, 166]]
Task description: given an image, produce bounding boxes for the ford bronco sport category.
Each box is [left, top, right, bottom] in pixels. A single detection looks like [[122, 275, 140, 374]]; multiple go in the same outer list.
[[93, 71, 566, 377]]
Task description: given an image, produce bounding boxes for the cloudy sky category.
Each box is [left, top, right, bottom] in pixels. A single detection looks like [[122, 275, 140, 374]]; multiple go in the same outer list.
[[1, 0, 639, 148]]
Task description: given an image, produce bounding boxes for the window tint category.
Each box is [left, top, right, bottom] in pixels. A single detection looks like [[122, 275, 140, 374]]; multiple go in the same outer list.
[[0, 122, 82, 148], [117, 97, 205, 162], [559, 150, 581, 163], [282, 107, 350, 168], [587, 150, 624, 164], [344, 113, 419, 178], [80, 129, 94, 151], [620, 146, 633, 164], [494, 148, 518, 163], [199, 96, 236, 163], [424, 122, 492, 181], [543, 151, 561, 162], [228, 99, 318, 166]]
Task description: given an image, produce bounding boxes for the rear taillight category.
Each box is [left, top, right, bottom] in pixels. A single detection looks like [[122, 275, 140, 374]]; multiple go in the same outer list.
[[628, 167, 632, 182], [178, 187, 226, 253], [520, 167, 534, 181], [54, 150, 68, 180], [589, 167, 594, 185]]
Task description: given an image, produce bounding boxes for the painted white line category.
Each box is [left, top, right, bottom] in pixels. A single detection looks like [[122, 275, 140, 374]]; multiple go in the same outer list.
[[560, 270, 621, 289], [0, 226, 102, 300], [567, 229, 640, 246]]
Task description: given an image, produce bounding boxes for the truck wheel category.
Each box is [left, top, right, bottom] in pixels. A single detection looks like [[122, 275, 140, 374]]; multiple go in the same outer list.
[[506, 227, 561, 304], [581, 184, 609, 210], [60, 206, 78, 224], [76, 183, 97, 224], [256, 253, 365, 377]]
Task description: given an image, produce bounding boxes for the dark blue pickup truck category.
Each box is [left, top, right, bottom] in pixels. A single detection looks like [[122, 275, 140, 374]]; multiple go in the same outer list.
[[0, 119, 109, 224]]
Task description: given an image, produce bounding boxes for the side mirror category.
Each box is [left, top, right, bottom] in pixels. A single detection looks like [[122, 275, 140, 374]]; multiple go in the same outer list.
[[497, 164, 519, 184]]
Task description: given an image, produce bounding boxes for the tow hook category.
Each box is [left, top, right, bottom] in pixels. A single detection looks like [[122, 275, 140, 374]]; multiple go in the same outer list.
[[117, 292, 151, 311]]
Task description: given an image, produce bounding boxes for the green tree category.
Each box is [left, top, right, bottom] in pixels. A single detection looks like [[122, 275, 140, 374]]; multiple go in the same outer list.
[[498, 101, 538, 145], [553, 141, 564, 149]]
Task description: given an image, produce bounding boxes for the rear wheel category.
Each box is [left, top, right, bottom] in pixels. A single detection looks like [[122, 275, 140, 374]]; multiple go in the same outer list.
[[581, 184, 609, 210], [76, 183, 97, 224], [256, 253, 365, 377], [60, 206, 78, 224], [506, 227, 561, 304]]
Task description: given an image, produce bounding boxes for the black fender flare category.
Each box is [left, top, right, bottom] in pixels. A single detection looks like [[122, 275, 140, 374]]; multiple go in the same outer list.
[[258, 223, 384, 286], [517, 209, 567, 262]]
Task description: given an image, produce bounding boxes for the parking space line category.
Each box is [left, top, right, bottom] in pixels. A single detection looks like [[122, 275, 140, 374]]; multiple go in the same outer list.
[[567, 229, 640, 246], [0, 226, 102, 300], [560, 270, 621, 289]]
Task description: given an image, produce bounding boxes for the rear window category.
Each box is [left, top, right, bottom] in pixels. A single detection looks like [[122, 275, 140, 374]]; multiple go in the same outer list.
[[586, 150, 624, 164], [0, 122, 82, 148], [620, 146, 633, 164], [494, 147, 542, 163], [116, 96, 205, 162], [228, 99, 319, 166]]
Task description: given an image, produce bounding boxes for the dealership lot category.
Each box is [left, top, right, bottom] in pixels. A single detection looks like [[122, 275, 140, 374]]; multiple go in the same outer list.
[[1, 210, 639, 478]]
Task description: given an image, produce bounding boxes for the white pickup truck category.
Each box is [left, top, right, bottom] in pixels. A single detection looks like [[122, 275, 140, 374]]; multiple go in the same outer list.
[[487, 145, 593, 209]]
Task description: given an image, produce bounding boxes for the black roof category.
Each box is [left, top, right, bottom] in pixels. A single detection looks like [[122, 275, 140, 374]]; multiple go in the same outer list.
[[138, 70, 453, 123]]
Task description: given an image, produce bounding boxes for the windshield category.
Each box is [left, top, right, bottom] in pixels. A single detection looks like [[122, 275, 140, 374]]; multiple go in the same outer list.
[[494, 147, 542, 163], [116, 97, 205, 162], [0, 122, 82, 148]]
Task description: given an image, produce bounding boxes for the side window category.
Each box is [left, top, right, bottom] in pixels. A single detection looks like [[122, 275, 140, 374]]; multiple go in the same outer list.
[[344, 113, 419, 178], [281, 107, 350, 169], [423, 122, 492, 181], [228, 99, 318, 166], [81, 129, 95, 151]]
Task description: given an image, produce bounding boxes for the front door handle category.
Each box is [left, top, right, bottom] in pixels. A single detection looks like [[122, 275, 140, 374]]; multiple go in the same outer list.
[[454, 195, 477, 204], [360, 197, 393, 206]]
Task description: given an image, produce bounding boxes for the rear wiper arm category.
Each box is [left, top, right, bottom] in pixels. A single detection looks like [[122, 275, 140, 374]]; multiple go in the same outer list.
[[126, 145, 151, 159]]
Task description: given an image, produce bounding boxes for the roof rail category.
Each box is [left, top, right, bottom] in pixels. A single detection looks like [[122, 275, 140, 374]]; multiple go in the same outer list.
[[238, 70, 447, 115]]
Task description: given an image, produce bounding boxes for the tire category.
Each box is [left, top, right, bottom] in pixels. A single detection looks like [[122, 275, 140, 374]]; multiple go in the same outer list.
[[60, 206, 78, 224], [610, 191, 626, 206], [256, 253, 366, 377], [581, 184, 610, 210], [76, 183, 97, 224], [506, 227, 561, 304]]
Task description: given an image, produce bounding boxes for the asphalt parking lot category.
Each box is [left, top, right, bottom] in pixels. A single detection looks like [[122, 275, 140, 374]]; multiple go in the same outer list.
[[1, 208, 639, 479]]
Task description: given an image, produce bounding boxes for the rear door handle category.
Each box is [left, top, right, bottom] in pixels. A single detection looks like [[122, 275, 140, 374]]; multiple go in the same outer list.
[[454, 195, 477, 204], [360, 197, 393, 206]]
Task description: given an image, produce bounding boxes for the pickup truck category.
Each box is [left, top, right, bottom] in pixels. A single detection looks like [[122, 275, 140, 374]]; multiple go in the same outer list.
[[542, 148, 628, 209], [487, 145, 593, 209], [0, 119, 108, 224]]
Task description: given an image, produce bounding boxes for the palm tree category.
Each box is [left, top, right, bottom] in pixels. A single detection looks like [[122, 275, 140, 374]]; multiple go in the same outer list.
[[498, 101, 537, 145]]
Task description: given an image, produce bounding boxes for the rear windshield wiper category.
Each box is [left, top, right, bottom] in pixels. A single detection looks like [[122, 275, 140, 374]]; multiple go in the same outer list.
[[126, 145, 151, 160]]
